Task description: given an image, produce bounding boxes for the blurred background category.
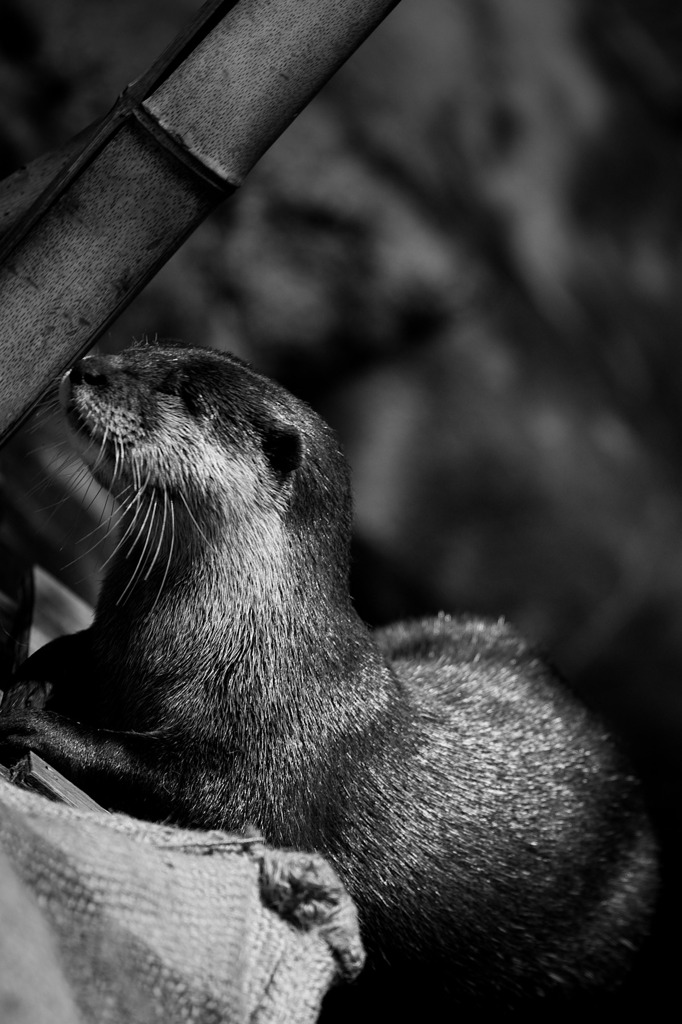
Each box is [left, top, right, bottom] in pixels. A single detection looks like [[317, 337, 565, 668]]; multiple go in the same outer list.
[[0, 0, 680, 1006]]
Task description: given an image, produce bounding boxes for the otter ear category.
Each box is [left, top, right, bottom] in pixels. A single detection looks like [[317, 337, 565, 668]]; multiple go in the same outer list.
[[262, 422, 302, 480]]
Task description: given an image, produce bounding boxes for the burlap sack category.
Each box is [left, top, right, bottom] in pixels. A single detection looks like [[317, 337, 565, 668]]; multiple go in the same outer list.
[[0, 778, 364, 1024]]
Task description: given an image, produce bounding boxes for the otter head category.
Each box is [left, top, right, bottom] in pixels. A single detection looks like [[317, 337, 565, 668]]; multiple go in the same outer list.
[[59, 343, 353, 613]]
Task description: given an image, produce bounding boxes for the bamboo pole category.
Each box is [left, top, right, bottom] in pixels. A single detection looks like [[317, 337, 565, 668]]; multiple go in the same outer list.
[[0, 126, 98, 242], [0, 0, 399, 445]]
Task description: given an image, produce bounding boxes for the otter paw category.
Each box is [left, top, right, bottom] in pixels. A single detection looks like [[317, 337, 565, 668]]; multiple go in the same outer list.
[[0, 709, 60, 762]]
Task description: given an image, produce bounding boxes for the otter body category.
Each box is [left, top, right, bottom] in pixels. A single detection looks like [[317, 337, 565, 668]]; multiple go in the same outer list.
[[0, 344, 656, 1012]]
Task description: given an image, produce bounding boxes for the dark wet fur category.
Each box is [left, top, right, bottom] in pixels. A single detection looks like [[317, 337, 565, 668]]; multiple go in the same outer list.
[[1, 344, 657, 1015]]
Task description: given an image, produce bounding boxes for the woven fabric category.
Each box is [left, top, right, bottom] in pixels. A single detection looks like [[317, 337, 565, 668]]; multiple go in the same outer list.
[[0, 778, 364, 1024]]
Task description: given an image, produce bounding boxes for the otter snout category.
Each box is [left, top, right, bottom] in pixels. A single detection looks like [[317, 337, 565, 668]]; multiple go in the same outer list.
[[59, 357, 110, 410], [68, 361, 109, 390], [59, 355, 150, 488]]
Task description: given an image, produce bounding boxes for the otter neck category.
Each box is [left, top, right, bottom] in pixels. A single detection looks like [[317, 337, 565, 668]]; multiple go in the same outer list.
[[91, 509, 387, 735]]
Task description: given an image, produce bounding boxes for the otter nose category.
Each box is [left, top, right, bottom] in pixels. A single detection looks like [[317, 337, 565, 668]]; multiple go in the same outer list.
[[69, 359, 108, 388]]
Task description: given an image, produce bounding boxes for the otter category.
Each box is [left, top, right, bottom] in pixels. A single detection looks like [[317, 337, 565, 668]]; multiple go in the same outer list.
[[0, 343, 657, 1015]]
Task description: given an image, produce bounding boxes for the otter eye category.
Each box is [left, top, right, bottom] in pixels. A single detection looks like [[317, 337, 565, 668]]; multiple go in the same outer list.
[[179, 381, 205, 418], [262, 423, 302, 480]]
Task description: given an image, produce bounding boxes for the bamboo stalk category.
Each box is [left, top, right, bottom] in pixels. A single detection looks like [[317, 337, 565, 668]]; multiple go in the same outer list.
[[0, 0, 399, 446], [0, 125, 98, 242]]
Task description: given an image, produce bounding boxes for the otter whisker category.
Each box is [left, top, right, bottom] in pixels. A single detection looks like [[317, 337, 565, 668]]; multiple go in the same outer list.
[[20, 395, 61, 441], [24, 468, 70, 503], [143, 487, 170, 582], [99, 489, 136, 544], [125, 483, 156, 557], [98, 503, 143, 572], [61, 537, 107, 570], [110, 435, 126, 489], [89, 424, 110, 475], [101, 479, 151, 570], [110, 479, 136, 508], [61, 522, 114, 568], [21, 453, 70, 499], [115, 481, 142, 515], [25, 437, 71, 462], [59, 486, 132, 569], [96, 476, 149, 573], [117, 495, 158, 605], [177, 489, 220, 555], [125, 457, 143, 506], [68, 462, 96, 491], [80, 473, 109, 516], [72, 431, 103, 466], [29, 450, 89, 509], [57, 477, 110, 555], [151, 492, 175, 612], [34, 474, 88, 518], [43, 451, 83, 489]]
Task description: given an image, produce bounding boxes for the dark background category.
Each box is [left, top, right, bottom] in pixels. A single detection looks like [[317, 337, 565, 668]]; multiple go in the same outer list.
[[1, 0, 680, 1007]]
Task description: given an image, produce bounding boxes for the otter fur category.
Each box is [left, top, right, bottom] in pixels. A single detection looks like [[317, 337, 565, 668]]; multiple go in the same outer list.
[[0, 343, 657, 1014]]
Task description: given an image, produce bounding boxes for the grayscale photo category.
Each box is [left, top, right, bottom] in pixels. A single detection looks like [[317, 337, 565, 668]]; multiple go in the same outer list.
[[0, 1, 675, 1020]]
